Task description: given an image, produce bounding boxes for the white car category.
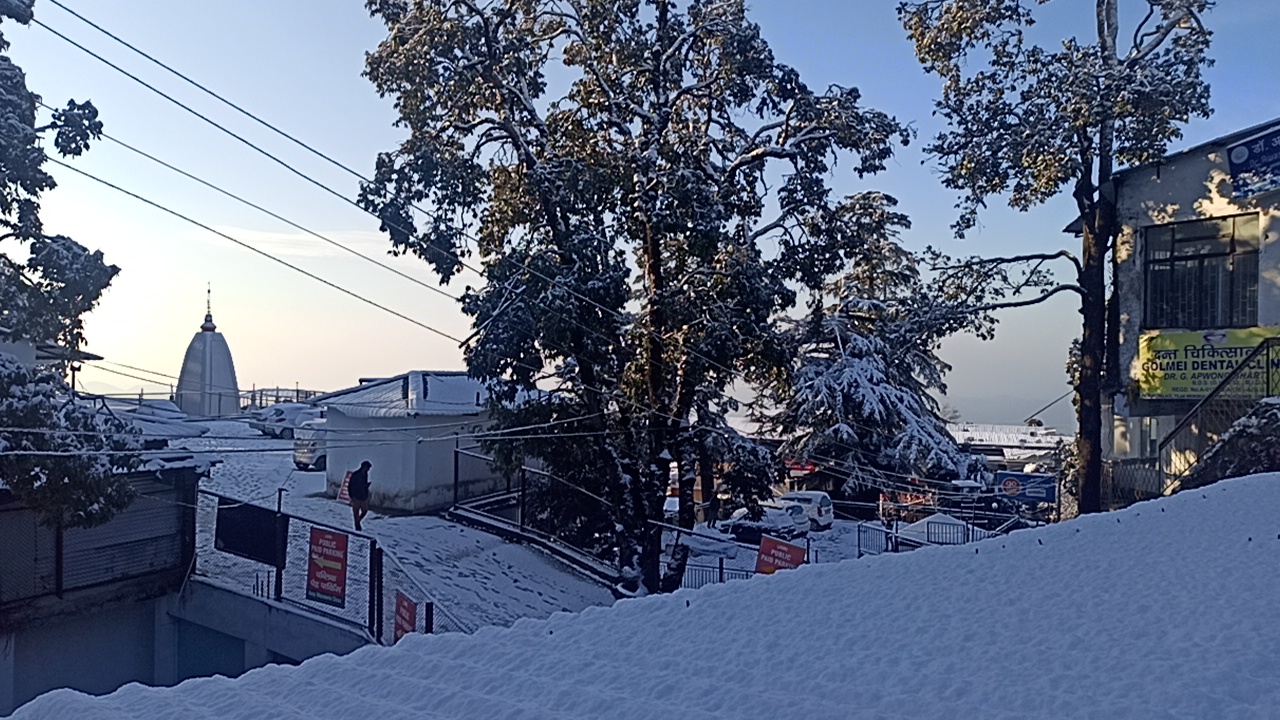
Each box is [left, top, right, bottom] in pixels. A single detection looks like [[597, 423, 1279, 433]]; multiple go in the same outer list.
[[721, 507, 802, 544], [293, 418, 327, 471], [252, 403, 320, 439], [778, 491, 835, 531], [759, 500, 810, 538]]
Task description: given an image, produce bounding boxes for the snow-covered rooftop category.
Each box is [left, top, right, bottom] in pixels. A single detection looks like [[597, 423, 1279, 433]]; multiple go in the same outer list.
[[19, 474, 1280, 718], [947, 422, 1069, 449], [314, 371, 486, 418]]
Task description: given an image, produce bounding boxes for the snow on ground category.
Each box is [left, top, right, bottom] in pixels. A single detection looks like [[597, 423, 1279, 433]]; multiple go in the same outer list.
[[20, 473, 1280, 719], [178, 421, 613, 631]]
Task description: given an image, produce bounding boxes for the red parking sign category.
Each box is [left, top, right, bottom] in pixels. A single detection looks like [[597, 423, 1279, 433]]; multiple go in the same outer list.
[[306, 528, 349, 608], [755, 535, 807, 575], [394, 591, 417, 642]]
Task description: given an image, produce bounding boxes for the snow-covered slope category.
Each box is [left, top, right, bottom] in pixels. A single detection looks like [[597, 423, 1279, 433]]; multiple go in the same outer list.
[[183, 420, 614, 630], [16, 475, 1280, 719]]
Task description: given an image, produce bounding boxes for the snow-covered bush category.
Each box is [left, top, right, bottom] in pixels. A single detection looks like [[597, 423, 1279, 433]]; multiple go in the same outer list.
[[0, 353, 140, 527]]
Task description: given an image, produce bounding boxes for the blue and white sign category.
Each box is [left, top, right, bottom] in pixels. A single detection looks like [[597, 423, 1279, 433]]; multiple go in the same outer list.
[[995, 472, 1057, 505], [1227, 126, 1280, 200]]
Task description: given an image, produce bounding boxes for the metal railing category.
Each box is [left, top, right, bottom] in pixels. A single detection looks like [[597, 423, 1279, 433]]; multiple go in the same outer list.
[[1101, 457, 1163, 510], [1157, 337, 1280, 490], [194, 489, 469, 642], [452, 447, 622, 579]]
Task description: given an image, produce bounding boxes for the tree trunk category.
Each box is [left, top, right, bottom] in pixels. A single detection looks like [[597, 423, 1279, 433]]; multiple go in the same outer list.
[[1078, 210, 1111, 514], [677, 451, 696, 529], [698, 440, 715, 525], [637, 0, 673, 594]]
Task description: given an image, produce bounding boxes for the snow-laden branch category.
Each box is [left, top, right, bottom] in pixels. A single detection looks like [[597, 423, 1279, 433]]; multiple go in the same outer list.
[[965, 283, 1083, 312], [933, 249, 1082, 277]]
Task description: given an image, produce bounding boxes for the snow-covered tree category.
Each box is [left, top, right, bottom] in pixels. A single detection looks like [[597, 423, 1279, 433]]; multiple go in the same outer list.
[[362, 0, 909, 592], [0, 0, 138, 528], [764, 239, 979, 493], [0, 356, 139, 527], [898, 0, 1214, 513]]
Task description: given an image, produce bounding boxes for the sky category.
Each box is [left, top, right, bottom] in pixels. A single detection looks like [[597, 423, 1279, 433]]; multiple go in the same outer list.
[[12, 0, 1280, 430]]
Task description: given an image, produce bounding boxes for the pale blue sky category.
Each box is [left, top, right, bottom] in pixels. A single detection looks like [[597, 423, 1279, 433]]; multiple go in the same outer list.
[[15, 0, 1280, 429]]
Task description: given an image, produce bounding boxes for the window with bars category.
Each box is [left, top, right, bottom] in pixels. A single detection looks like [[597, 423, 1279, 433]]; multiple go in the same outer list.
[[1144, 214, 1260, 329]]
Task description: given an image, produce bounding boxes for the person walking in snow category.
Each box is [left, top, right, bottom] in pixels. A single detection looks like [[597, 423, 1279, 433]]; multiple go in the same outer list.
[[349, 460, 372, 531], [706, 493, 721, 528]]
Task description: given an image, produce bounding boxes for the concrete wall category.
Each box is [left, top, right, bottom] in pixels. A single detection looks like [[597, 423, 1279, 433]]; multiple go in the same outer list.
[[165, 579, 368, 673], [325, 411, 497, 512], [1, 579, 371, 716], [1110, 140, 1280, 458], [2, 598, 159, 715]]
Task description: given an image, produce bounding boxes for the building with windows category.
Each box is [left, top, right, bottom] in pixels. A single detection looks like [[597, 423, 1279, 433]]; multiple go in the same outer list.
[[1105, 118, 1280, 460]]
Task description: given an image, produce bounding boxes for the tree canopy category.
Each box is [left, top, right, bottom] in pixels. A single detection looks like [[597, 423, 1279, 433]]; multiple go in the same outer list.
[[362, 0, 931, 591], [0, 0, 139, 528], [898, 0, 1214, 512]]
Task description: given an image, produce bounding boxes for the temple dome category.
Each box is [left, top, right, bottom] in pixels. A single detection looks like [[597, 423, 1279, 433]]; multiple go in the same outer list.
[[175, 306, 240, 417]]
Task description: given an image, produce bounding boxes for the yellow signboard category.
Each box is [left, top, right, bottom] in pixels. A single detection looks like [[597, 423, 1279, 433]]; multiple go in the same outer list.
[[1136, 327, 1280, 399]]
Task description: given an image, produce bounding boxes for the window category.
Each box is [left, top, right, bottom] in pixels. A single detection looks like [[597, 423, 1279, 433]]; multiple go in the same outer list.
[[1144, 214, 1259, 329]]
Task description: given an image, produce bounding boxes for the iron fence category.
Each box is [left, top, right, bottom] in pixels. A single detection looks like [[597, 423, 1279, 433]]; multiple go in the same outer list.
[[195, 489, 469, 643], [856, 522, 895, 556], [1158, 337, 1280, 488], [0, 473, 196, 608], [1101, 457, 1163, 510], [659, 559, 754, 589]]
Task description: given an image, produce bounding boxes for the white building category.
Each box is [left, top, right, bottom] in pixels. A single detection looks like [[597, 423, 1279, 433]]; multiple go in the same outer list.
[[1104, 118, 1280, 459], [174, 306, 240, 417], [313, 371, 501, 512], [947, 423, 1069, 472]]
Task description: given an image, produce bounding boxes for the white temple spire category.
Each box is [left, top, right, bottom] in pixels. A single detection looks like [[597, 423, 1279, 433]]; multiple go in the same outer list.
[[177, 292, 239, 416]]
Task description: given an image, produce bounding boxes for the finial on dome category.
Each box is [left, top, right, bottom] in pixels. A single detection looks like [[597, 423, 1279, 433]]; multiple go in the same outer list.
[[201, 284, 217, 332]]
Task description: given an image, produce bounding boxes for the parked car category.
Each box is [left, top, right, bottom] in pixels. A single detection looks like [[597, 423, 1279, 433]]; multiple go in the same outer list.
[[293, 418, 327, 471], [759, 500, 810, 538], [720, 507, 801, 545], [663, 495, 680, 523], [778, 491, 835, 531], [251, 403, 320, 439]]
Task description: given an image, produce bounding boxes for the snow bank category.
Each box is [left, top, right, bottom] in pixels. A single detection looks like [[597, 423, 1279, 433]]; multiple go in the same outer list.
[[16, 474, 1280, 719]]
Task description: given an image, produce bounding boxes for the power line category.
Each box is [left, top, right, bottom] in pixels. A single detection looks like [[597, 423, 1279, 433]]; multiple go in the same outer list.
[[33, 9, 966, 490], [32, 11, 752, 395], [99, 359, 178, 382], [46, 0, 371, 186], [46, 157, 465, 344], [1023, 389, 1075, 425], [72, 113, 459, 305]]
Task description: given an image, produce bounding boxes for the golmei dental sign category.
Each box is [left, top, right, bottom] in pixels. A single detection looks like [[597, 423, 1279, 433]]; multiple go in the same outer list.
[[1136, 327, 1280, 399]]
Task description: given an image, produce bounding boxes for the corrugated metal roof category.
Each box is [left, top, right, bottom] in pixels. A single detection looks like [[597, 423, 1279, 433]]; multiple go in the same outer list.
[[946, 423, 1069, 449], [315, 371, 487, 419]]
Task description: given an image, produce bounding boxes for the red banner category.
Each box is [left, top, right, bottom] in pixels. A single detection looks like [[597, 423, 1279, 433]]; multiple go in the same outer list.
[[338, 472, 351, 503], [394, 591, 417, 642], [755, 535, 807, 575], [306, 528, 349, 608]]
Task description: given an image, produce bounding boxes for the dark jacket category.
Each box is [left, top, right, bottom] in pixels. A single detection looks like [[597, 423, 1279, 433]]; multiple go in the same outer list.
[[348, 467, 371, 501]]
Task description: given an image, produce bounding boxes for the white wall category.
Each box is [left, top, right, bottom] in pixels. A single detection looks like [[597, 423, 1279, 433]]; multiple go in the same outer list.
[[324, 411, 494, 512]]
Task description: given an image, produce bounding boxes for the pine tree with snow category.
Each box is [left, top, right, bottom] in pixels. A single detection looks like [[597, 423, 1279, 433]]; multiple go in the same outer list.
[[764, 238, 974, 494], [362, 0, 910, 593], [0, 0, 139, 528]]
